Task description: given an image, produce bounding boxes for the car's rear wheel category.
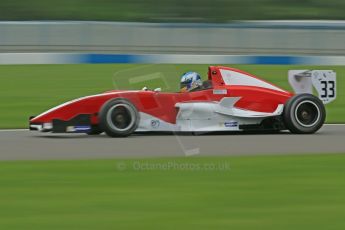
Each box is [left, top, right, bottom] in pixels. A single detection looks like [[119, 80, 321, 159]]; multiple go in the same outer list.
[[283, 94, 325, 134], [99, 98, 140, 137]]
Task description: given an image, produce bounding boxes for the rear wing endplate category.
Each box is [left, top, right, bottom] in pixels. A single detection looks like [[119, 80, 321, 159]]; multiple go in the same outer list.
[[288, 70, 336, 104]]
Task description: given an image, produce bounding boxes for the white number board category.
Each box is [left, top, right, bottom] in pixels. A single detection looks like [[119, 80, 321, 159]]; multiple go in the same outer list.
[[311, 70, 336, 104]]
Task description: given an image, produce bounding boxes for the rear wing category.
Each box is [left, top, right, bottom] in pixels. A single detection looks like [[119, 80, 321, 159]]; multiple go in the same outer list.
[[288, 70, 336, 104]]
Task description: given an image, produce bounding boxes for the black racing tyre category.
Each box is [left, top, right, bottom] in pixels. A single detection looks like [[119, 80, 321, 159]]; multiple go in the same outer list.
[[99, 98, 140, 137], [283, 94, 325, 134], [87, 125, 103, 135]]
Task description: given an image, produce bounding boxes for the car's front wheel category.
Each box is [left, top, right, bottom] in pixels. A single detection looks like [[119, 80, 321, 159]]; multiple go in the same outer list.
[[99, 98, 140, 137], [283, 94, 325, 134]]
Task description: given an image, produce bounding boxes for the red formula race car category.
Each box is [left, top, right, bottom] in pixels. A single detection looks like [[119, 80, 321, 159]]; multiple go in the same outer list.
[[29, 66, 336, 137]]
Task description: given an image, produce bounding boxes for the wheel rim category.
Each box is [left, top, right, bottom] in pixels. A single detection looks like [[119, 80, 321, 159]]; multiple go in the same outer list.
[[106, 104, 136, 131], [294, 100, 321, 128]]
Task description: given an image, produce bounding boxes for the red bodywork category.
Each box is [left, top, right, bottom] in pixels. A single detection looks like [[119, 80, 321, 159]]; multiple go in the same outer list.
[[30, 66, 293, 125]]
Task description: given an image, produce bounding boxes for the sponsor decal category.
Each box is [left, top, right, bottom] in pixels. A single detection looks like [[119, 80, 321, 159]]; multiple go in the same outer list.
[[66, 126, 91, 132], [213, 89, 227, 95], [224, 121, 238, 128], [75, 126, 91, 132], [151, 120, 160, 128]]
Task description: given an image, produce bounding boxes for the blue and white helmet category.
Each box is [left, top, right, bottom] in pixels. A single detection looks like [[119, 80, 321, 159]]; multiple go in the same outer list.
[[180, 72, 202, 92]]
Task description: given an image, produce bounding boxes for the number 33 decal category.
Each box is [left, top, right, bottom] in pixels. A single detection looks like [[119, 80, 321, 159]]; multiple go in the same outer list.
[[320, 80, 335, 98], [311, 70, 336, 104]]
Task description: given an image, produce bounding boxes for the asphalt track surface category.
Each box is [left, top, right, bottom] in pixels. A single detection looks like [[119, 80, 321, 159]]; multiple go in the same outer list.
[[0, 125, 344, 161]]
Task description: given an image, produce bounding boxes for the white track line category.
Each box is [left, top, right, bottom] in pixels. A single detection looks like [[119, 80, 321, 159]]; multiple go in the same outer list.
[[0, 129, 28, 132], [324, 124, 345, 126], [0, 124, 344, 132]]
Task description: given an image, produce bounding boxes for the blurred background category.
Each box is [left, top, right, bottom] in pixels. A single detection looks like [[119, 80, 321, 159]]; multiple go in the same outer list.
[[0, 0, 344, 55], [1, 0, 345, 22]]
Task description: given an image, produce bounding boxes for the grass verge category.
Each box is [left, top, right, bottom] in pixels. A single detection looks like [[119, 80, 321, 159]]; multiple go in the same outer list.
[[0, 154, 344, 229]]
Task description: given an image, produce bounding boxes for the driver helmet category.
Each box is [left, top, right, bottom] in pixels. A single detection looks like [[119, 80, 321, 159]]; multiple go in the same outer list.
[[180, 72, 202, 92]]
